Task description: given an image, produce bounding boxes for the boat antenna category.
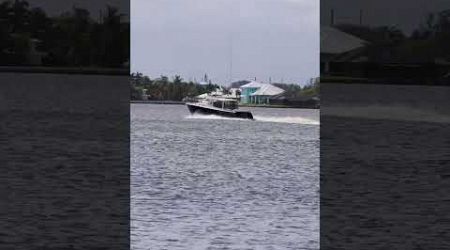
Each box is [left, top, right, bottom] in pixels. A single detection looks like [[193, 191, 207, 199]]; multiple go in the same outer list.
[[229, 33, 233, 84]]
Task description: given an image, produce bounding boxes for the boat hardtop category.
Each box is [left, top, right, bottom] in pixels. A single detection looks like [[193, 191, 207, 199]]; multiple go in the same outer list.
[[186, 96, 253, 119]]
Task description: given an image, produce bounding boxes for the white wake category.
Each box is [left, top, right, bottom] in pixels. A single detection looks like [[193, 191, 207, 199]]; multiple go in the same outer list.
[[253, 116, 319, 125], [186, 113, 319, 125]]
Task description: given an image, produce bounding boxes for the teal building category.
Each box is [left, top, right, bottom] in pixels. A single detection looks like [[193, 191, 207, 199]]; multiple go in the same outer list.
[[240, 81, 285, 104]]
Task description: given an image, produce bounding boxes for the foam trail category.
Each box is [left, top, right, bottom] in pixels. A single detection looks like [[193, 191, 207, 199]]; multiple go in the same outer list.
[[186, 113, 320, 125], [254, 116, 320, 125], [185, 113, 250, 121]]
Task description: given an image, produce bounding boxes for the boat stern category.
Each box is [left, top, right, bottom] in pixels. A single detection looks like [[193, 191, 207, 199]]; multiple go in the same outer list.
[[235, 111, 253, 120]]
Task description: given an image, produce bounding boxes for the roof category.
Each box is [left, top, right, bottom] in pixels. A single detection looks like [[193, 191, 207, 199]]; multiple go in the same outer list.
[[240, 80, 266, 89], [250, 84, 284, 96], [321, 26, 367, 54]]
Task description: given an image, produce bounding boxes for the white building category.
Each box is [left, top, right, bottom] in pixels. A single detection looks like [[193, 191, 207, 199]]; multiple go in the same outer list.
[[240, 81, 285, 104]]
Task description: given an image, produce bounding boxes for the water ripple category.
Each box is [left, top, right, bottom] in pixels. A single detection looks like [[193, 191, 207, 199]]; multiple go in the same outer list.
[[131, 104, 319, 250]]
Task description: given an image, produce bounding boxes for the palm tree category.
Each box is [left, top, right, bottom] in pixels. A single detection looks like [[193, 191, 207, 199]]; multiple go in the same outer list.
[[99, 6, 126, 66], [11, 0, 30, 33]]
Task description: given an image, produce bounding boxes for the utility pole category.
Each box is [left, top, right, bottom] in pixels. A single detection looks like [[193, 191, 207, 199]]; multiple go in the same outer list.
[[330, 9, 335, 26], [359, 9, 363, 26]]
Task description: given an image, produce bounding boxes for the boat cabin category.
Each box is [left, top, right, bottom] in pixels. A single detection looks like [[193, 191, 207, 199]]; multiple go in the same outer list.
[[207, 98, 238, 110]]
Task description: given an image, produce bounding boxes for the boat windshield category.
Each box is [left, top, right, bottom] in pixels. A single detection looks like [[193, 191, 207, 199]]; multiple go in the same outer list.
[[210, 99, 238, 110], [212, 101, 222, 109], [223, 100, 237, 110]]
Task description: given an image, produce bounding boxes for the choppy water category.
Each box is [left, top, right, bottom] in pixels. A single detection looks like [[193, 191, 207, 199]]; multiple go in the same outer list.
[[131, 104, 319, 250], [320, 83, 450, 249]]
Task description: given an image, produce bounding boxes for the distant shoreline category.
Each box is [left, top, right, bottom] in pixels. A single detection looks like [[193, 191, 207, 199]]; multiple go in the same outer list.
[[130, 100, 319, 109]]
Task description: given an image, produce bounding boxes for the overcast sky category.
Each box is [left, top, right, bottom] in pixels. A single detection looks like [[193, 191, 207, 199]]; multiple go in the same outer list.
[[131, 0, 319, 85]]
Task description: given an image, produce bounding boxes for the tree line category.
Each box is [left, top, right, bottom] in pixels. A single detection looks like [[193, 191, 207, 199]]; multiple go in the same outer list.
[[130, 72, 220, 101], [131, 72, 319, 101], [0, 0, 129, 67], [334, 9, 450, 63]]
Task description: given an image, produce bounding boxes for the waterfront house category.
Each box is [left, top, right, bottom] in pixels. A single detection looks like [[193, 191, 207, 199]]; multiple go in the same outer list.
[[320, 26, 368, 75], [240, 81, 285, 104]]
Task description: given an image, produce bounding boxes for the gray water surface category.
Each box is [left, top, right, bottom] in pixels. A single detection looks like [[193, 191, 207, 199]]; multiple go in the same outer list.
[[131, 104, 319, 250]]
